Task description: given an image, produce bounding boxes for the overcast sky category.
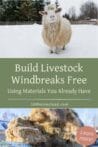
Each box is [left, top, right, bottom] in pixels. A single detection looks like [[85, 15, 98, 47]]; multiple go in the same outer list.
[[51, 0, 98, 15]]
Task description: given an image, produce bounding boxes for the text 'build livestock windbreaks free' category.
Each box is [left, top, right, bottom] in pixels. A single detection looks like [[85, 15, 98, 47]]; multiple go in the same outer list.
[[11, 62, 87, 85]]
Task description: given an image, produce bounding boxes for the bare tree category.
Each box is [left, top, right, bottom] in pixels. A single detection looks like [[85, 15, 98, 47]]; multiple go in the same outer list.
[[68, 6, 76, 21], [80, 1, 98, 19]]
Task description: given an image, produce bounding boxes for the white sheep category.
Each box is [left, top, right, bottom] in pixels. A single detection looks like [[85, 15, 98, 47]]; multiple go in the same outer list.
[[39, 4, 72, 54]]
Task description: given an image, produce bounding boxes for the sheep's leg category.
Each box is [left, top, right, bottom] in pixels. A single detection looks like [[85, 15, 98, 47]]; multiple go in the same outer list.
[[55, 46, 62, 54], [49, 49, 54, 54], [62, 45, 66, 50], [49, 48, 54, 54], [49, 47, 62, 54], [55, 49, 60, 54], [49, 47, 56, 54]]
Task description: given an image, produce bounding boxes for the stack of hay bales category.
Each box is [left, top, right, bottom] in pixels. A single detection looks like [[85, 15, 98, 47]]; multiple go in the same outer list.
[[6, 109, 83, 146], [6, 117, 46, 144]]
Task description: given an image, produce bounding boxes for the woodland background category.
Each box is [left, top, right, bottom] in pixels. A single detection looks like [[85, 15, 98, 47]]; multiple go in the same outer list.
[[0, 0, 98, 24]]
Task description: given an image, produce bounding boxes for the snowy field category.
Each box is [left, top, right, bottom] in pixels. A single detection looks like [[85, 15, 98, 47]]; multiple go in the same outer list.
[[0, 24, 98, 58]]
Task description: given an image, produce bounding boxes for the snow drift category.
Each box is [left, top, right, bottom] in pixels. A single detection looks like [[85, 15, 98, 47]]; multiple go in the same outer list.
[[0, 24, 98, 58]]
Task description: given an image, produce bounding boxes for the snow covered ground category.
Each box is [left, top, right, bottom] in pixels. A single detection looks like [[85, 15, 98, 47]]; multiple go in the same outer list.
[[0, 24, 98, 58]]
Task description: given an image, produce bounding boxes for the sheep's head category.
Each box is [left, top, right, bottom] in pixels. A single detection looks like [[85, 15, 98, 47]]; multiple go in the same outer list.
[[39, 4, 62, 24]]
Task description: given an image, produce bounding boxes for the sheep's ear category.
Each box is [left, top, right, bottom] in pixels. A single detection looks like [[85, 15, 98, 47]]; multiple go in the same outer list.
[[39, 11, 47, 15], [55, 8, 62, 13]]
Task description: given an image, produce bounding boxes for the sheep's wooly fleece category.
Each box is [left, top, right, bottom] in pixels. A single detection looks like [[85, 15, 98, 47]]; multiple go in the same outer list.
[[6, 109, 83, 145]]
